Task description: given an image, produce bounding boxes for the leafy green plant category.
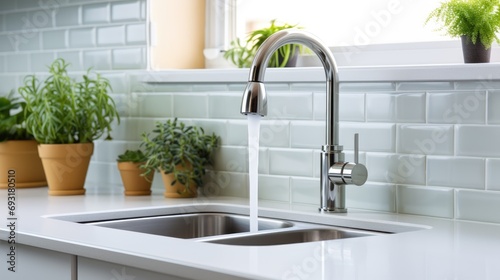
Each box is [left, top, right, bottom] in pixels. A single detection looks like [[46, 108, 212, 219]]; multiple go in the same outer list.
[[426, 0, 500, 48], [0, 90, 32, 142], [117, 149, 148, 163], [18, 58, 120, 144], [141, 118, 219, 194], [224, 19, 302, 68]]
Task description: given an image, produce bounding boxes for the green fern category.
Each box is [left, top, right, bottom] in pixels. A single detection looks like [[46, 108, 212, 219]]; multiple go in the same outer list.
[[426, 0, 500, 48]]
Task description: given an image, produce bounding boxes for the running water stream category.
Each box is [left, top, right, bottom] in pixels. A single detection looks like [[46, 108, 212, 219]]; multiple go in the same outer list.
[[247, 115, 261, 232]]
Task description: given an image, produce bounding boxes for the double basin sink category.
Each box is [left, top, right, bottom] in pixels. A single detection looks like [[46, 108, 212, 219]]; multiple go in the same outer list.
[[52, 205, 427, 246]]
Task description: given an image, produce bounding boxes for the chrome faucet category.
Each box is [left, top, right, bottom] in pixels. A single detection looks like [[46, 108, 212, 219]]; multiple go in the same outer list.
[[240, 30, 368, 212]]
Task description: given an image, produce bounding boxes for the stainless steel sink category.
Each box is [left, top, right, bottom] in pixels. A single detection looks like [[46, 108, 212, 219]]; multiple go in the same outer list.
[[83, 213, 293, 239], [203, 226, 386, 246], [50, 205, 426, 246]]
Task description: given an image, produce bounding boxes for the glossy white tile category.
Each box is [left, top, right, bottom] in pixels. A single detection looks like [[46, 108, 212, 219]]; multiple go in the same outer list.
[[487, 90, 500, 124], [83, 50, 111, 70], [397, 185, 454, 218], [339, 93, 365, 122], [366, 153, 426, 185], [112, 47, 145, 69], [31, 52, 56, 72], [208, 93, 244, 119], [427, 156, 485, 189], [97, 26, 125, 46], [6, 54, 28, 72], [456, 189, 500, 223], [396, 92, 426, 123], [346, 182, 396, 212], [55, 6, 80, 27], [83, 3, 109, 24], [111, 1, 141, 22], [366, 93, 395, 122], [69, 28, 96, 48], [173, 93, 208, 118], [291, 177, 319, 205], [456, 125, 500, 157], [260, 120, 290, 148], [42, 30, 67, 50], [397, 124, 454, 155], [428, 91, 486, 124], [486, 159, 500, 191], [340, 123, 396, 152], [126, 23, 147, 44], [290, 121, 323, 148], [259, 175, 290, 202], [267, 92, 313, 120], [269, 149, 314, 177]]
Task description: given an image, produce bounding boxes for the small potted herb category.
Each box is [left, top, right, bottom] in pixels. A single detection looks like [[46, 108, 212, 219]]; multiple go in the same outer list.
[[117, 149, 154, 196], [141, 118, 219, 198], [0, 90, 46, 188], [18, 58, 120, 195], [224, 19, 302, 68], [426, 0, 500, 63]]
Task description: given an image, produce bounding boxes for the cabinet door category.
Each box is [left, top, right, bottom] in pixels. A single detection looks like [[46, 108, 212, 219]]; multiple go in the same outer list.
[[78, 256, 189, 280], [0, 240, 76, 280]]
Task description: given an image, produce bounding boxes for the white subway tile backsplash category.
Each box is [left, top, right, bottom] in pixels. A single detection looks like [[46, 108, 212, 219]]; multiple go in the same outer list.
[[207, 171, 248, 197], [42, 30, 67, 49], [111, 1, 141, 22], [97, 25, 125, 46], [291, 177, 319, 205], [340, 82, 396, 92], [397, 124, 454, 155], [56, 51, 82, 70], [486, 159, 500, 191], [260, 120, 290, 148], [126, 23, 146, 44], [208, 93, 244, 119], [455, 81, 500, 90], [129, 92, 172, 118], [269, 149, 314, 177], [17, 32, 40, 51], [6, 54, 29, 72], [0, 35, 14, 52], [290, 121, 323, 149], [427, 91, 486, 124], [456, 125, 500, 157], [4, 12, 27, 32], [366, 153, 426, 185], [397, 82, 454, 91], [340, 123, 395, 152], [366, 93, 395, 122], [339, 93, 365, 121], [427, 156, 485, 189], [173, 93, 208, 118], [31, 52, 56, 72], [397, 185, 454, 218], [267, 92, 313, 120], [259, 175, 290, 202], [487, 90, 500, 124], [456, 189, 500, 223], [0, 75, 18, 93], [69, 27, 96, 48], [83, 3, 110, 24], [0, 56, 4, 72], [346, 182, 396, 212], [112, 47, 145, 69], [83, 49, 111, 70], [396, 92, 426, 123], [55, 6, 80, 27], [226, 120, 247, 146]]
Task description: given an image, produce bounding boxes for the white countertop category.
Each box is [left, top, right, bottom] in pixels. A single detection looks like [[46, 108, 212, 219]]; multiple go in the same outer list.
[[1, 187, 500, 280]]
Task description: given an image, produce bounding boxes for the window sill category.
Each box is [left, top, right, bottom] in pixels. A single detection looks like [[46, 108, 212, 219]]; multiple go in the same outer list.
[[143, 63, 500, 84]]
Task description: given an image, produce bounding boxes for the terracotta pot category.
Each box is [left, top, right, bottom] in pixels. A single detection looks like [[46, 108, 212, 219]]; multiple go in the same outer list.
[[0, 140, 47, 188], [38, 143, 94, 196], [461, 35, 491, 63], [117, 162, 153, 196], [160, 168, 197, 198]]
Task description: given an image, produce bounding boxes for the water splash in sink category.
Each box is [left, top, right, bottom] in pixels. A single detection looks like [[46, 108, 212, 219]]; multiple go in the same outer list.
[[247, 114, 261, 232]]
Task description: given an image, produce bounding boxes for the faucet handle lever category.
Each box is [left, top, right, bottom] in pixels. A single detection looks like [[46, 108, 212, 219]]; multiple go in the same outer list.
[[354, 133, 359, 164]]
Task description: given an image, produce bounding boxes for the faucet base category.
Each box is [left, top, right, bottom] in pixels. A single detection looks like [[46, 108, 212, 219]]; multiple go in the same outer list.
[[319, 207, 347, 213]]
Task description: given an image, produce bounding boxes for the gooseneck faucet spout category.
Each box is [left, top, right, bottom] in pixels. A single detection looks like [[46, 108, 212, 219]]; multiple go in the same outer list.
[[241, 30, 368, 212]]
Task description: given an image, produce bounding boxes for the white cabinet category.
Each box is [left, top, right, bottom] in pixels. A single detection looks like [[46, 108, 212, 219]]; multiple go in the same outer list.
[[78, 257, 188, 280], [0, 240, 75, 280]]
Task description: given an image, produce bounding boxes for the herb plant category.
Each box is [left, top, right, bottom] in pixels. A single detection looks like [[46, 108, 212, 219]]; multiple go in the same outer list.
[[426, 0, 500, 48], [224, 19, 302, 68], [18, 58, 120, 144], [0, 90, 32, 142], [141, 118, 219, 194], [117, 149, 148, 163]]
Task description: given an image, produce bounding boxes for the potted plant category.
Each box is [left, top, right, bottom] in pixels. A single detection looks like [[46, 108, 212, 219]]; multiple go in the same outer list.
[[224, 19, 302, 68], [117, 149, 154, 196], [18, 58, 120, 196], [141, 118, 219, 198], [0, 90, 47, 188], [426, 0, 500, 63]]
